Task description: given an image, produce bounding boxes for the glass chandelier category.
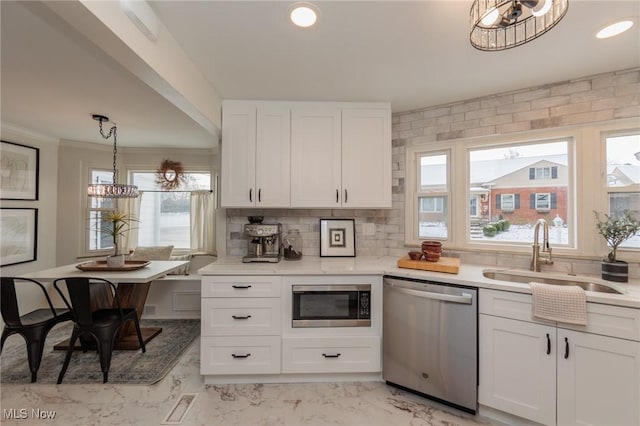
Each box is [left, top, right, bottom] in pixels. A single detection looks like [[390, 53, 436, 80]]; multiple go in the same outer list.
[[87, 114, 139, 198], [470, 0, 569, 51]]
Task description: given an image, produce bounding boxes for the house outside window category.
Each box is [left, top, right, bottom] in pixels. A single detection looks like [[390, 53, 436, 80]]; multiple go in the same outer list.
[[605, 133, 640, 249], [420, 196, 444, 213], [468, 141, 569, 245]]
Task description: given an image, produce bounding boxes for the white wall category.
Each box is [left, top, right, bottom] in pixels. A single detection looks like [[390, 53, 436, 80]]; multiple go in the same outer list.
[[1, 124, 59, 313]]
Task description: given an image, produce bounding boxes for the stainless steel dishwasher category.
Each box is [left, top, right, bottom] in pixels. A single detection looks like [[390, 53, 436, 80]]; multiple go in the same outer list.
[[383, 275, 477, 414]]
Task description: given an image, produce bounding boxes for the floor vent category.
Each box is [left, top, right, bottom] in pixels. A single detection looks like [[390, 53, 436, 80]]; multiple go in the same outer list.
[[162, 393, 198, 425], [143, 304, 157, 316]]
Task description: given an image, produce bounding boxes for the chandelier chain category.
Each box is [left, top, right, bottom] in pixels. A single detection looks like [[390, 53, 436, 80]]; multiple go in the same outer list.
[[98, 119, 119, 184]]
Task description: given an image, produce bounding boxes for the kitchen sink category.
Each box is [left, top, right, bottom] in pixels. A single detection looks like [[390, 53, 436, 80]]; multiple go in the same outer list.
[[482, 269, 625, 294]]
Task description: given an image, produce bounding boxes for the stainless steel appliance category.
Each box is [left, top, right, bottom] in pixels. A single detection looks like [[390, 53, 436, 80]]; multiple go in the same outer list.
[[383, 276, 477, 414], [292, 284, 371, 327], [242, 223, 282, 263]]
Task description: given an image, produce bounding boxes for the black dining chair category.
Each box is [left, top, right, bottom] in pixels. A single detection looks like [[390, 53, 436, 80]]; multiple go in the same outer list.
[[0, 277, 73, 383], [53, 277, 146, 384]]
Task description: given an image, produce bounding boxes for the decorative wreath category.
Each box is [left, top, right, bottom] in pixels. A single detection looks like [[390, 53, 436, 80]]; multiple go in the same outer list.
[[155, 159, 186, 190]]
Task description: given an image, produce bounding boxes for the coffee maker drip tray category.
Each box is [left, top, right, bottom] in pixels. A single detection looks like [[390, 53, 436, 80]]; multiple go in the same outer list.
[[242, 254, 281, 263]]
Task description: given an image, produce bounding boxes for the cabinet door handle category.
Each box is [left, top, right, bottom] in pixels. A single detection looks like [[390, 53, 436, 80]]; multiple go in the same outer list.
[[322, 353, 341, 358], [546, 333, 551, 355], [249, 188, 253, 202], [232, 284, 252, 289], [344, 189, 348, 203], [564, 337, 569, 359], [232, 315, 252, 320], [231, 353, 251, 359], [336, 189, 339, 203], [258, 188, 261, 202]]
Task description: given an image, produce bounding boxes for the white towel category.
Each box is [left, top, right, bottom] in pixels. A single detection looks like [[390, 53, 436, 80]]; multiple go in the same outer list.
[[529, 282, 588, 326]]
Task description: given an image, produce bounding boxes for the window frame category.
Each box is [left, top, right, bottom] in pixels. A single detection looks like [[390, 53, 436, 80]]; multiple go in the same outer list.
[[83, 167, 117, 256], [406, 121, 640, 260], [406, 148, 452, 243], [129, 169, 213, 251]]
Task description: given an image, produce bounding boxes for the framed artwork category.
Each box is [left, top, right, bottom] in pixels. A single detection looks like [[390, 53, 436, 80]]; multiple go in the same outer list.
[[1, 140, 40, 200], [320, 218, 355, 257], [1, 208, 38, 266]]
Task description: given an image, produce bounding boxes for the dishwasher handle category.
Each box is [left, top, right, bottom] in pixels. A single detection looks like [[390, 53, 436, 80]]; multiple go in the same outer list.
[[387, 284, 473, 304]]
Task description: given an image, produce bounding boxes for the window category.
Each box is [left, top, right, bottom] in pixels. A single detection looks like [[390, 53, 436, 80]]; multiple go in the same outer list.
[[605, 133, 640, 249], [500, 194, 515, 211], [416, 153, 449, 240], [534, 193, 551, 210], [469, 196, 478, 217], [529, 166, 558, 180], [420, 196, 444, 213], [131, 172, 211, 249], [87, 169, 116, 252], [468, 140, 569, 245]]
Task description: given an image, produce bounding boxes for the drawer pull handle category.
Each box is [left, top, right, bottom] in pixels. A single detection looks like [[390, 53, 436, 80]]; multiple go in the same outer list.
[[249, 188, 252, 202], [232, 285, 252, 289], [232, 315, 252, 320], [322, 353, 341, 358], [546, 333, 551, 355], [231, 353, 251, 359], [564, 337, 569, 359]]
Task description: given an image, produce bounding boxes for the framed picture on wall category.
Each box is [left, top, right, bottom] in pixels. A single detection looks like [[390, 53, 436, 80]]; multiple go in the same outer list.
[[0, 140, 40, 201], [1, 208, 38, 266], [320, 218, 355, 257]]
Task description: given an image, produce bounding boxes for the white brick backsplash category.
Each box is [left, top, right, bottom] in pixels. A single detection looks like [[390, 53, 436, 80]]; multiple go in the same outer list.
[[223, 68, 638, 268]]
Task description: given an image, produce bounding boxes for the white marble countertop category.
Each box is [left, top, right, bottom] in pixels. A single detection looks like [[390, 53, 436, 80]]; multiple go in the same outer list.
[[199, 256, 640, 309]]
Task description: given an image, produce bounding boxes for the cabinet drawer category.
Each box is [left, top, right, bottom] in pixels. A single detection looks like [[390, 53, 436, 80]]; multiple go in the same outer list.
[[480, 289, 640, 341], [201, 275, 281, 298], [201, 298, 281, 336], [200, 336, 280, 375], [282, 336, 380, 373]]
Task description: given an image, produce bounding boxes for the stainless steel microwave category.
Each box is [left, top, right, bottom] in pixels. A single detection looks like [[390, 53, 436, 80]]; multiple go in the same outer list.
[[291, 284, 371, 327]]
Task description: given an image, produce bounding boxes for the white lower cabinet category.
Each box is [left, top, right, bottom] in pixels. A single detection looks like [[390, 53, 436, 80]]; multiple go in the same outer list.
[[201, 276, 282, 376], [556, 329, 640, 426], [200, 336, 281, 374], [479, 289, 640, 426], [282, 336, 381, 374], [479, 315, 556, 425]]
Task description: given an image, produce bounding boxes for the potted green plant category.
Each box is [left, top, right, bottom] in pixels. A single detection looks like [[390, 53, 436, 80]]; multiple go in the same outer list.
[[594, 210, 640, 282], [100, 211, 138, 267]]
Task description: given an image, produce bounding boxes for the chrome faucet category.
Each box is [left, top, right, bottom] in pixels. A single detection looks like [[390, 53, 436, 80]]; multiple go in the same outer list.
[[531, 218, 553, 272]]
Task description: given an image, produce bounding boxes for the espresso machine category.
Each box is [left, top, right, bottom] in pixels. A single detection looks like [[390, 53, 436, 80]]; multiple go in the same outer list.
[[242, 223, 282, 263]]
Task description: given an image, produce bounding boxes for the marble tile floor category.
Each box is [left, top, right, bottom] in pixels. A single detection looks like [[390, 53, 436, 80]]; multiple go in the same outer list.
[[1, 338, 495, 426]]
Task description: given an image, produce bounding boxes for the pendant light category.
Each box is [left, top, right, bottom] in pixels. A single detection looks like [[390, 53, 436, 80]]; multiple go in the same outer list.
[[87, 114, 139, 198]]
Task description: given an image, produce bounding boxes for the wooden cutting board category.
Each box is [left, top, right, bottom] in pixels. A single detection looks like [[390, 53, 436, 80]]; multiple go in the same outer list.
[[397, 256, 461, 274]]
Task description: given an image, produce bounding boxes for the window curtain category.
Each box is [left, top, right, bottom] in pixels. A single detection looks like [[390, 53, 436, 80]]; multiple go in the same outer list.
[[190, 190, 215, 254], [116, 191, 143, 254]]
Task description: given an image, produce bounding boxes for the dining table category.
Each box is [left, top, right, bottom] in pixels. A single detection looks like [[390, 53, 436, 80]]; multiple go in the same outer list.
[[19, 260, 188, 350]]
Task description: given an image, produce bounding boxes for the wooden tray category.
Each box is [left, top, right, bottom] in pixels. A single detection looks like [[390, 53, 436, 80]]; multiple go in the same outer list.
[[397, 256, 460, 274], [76, 260, 150, 271]]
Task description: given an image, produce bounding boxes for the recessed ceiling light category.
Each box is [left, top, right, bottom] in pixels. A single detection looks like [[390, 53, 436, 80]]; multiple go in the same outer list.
[[596, 19, 635, 39], [289, 2, 319, 28]]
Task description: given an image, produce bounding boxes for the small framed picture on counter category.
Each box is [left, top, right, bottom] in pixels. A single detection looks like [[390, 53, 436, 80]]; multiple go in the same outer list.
[[320, 218, 355, 257]]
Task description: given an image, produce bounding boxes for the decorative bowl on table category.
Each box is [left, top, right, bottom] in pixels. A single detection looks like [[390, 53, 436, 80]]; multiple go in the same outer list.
[[421, 240, 443, 262], [408, 251, 423, 261]]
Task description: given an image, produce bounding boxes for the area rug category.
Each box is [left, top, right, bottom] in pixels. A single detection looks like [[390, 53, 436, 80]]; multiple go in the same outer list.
[[0, 319, 199, 385]]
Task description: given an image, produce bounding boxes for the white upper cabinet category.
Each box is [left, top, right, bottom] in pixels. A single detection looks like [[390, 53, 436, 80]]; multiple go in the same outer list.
[[221, 101, 290, 208], [290, 106, 342, 207], [290, 103, 391, 208], [341, 108, 391, 208], [222, 101, 391, 209]]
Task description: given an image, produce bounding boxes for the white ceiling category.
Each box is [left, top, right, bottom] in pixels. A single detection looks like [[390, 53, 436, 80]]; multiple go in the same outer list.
[[1, 1, 639, 148]]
